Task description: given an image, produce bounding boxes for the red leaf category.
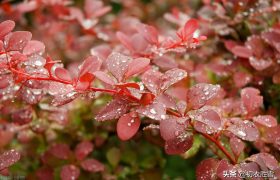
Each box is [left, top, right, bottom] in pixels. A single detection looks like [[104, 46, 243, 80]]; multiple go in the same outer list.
[[79, 55, 102, 77], [227, 118, 259, 141], [106, 52, 132, 82], [93, 71, 115, 85], [165, 132, 193, 155], [75, 141, 94, 161], [23, 40, 45, 55], [233, 71, 252, 88], [247, 153, 279, 170], [178, 19, 198, 41], [248, 57, 272, 71], [188, 107, 222, 133], [5, 31, 32, 51], [0, 149, 21, 171], [36, 167, 54, 180], [116, 32, 134, 52], [95, 97, 130, 121], [141, 69, 162, 94], [216, 160, 236, 180], [44, 56, 59, 75], [196, 158, 219, 180], [55, 67, 72, 82], [187, 83, 222, 110], [241, 87, 263, 115], [0, 78, 10, 89], [11, 107, 33, 125], [138, 24, 159, 45], [49, 143, 71, 160], [231, 45, 252, 58], [139, 92, 155, 105], [229, 136, 245, 158], [253, 115, 277, 128], [136, 99, 166, 120], [125, 57, 150, 78], [60, 165, 80, 180], [80, 158, 104, 172], [160, 116, 187, 141], [0, 20, 15, 40], [159, 68, 187, 91], [77, 73, 94, 89], [117, 112, 141, 141]]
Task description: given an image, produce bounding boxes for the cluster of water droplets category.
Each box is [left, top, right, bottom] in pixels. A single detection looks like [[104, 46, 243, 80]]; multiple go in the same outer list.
[[95, 98, 130, 121], [0, 149, 21, 170], [106, 52, 132, 82], [159, 68, 187, 91], [227, 119, 259, 141], [136, 100, 167, 120]]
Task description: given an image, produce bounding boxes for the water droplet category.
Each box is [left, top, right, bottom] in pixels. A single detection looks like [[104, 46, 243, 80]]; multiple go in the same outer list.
[[150, 108, 157, 114]]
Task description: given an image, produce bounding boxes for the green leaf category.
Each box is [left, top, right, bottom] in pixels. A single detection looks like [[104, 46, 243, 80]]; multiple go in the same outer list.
[[106, 147, 121, 167]]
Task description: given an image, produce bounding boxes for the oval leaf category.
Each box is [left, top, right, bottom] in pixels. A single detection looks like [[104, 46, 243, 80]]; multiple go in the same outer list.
[[117, 112, 140, 141], [0, 149, 21, 171]]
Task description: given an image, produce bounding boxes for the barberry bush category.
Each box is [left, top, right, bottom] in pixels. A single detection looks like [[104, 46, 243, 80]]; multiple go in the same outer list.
[[0, 0, 280, 179]]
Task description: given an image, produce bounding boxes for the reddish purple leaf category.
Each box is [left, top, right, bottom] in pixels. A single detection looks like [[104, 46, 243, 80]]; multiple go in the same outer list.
[[55, 67, 72, 82], [116, 32, 134, 52], [153, 56, 178, 70], [231, 45, 252, 58], [238, 161, 261, 173], [196, 158, 219, 180], [216, 160, 237, 180], [245, 35, 264, 58], [178, 19, 198, 41], [187, 83, 222, 110], [60, 165, 80, 180], [125, 58, 150, 78], [23, 40, 45, 55], [36, 167, 54, 180], [0, 149, 21, 170], [160, 68, 187, 91], [117, 112, 141, 141], [5, 31, 32, 51], [0, 20, 15, 40], [49, 143, 71, 160], [241, 87, 263, 115], [136, 99, 166, 120], [95, 97, 130, 121], [248, 57, 272, 71], [51, 92, 79, 107], [127, 34, 149, 54], [0, 78, 10, 89], [79, 55, 102, 77], [11, 107, 33, 125], [253, 115, 277, 128], [80, 158, 104, 172], [233, 71, 252, 88], [165, 132, 193, 155], [227, 118, 259, 141], [93, 71, 115, 85], [106, 52, 132, 82], [139, 92, 155, 106], [188, 107, 222, 132], [75, 141, 94, 161], [229, 136, 245, 158], [137, 24, 159, 45], [247, 153, 279, 170], [141, 69, 162, 94], [160, 116, 188, 141]]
